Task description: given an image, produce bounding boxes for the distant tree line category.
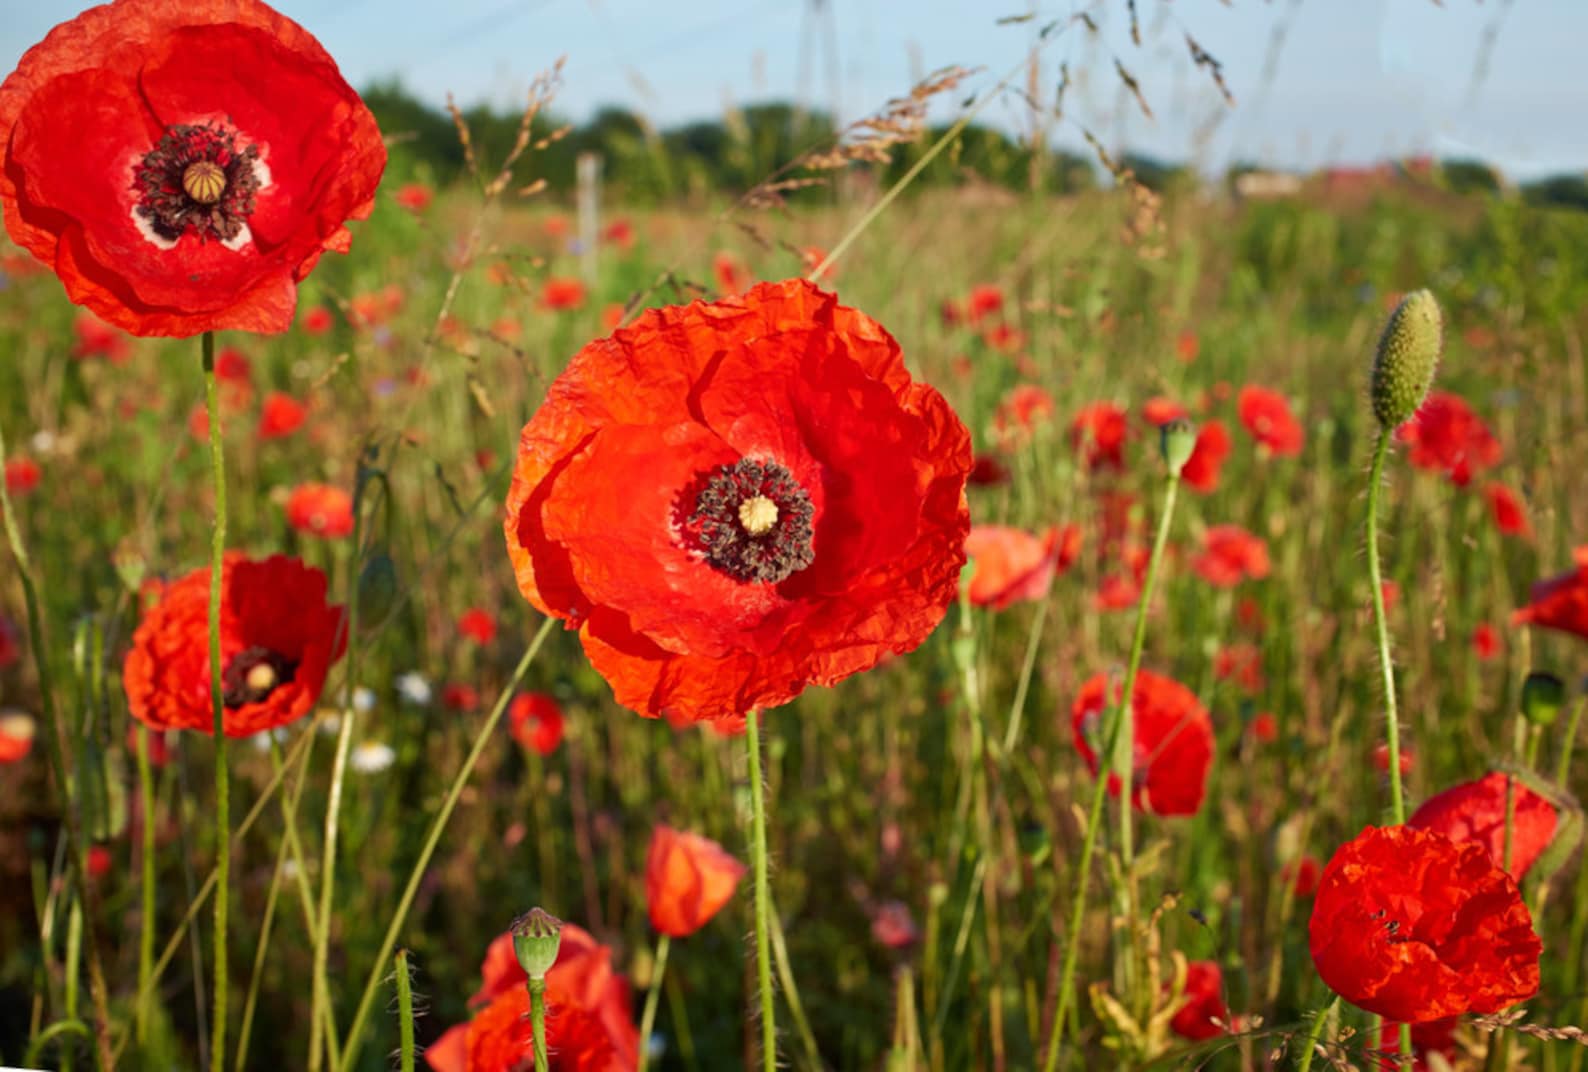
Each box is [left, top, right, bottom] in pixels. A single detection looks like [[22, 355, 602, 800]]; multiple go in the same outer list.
[[363, 81, 1588, 211]]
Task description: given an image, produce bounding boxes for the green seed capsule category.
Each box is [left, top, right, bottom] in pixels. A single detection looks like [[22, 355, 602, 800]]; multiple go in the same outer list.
[[1371, 289, 1443, 429], [511, 907, 563, 980], [1160, 418, 1197, 473], [1521, 671, 1567, 727]]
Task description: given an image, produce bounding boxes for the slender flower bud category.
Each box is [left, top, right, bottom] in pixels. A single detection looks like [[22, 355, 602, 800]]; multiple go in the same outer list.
[[356, 551, 399, 627], [1521, 671, 1566, 727], [1160, 418, 1197, 474], [1371, 289, 1443, 429], [511, 907, 563, 980]]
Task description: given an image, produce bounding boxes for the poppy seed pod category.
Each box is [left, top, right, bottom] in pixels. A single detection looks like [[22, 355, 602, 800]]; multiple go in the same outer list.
[[1521, 671, 1567, 727], [510, 907, 562, 981], [1371, 289, 1443, 429], [1160, 418, 1197, 473]]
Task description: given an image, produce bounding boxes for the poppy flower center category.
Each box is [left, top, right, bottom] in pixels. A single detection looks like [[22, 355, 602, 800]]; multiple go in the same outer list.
[[133, 123, 262, 243], [684, 459, 815, 584], [221, 645, 298, 708]]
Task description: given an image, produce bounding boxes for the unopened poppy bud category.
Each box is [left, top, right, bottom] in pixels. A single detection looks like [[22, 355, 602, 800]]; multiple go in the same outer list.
[[510, 907, 562, 980], [1160, 418, 1196, 473], [356, 551, 399, 627], [1521, 671, 1566, 727], [1370, 289, 1442, 429]]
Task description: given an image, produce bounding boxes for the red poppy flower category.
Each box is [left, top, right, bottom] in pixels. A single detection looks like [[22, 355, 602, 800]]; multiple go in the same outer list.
[[599, 303, 624, 332], [645, 824, 747, 937], [508, 692, 564, 755], [981, 323, 1026, 354], [87, 844, 114, 879], [1380, 579, 1400, 614], [1396, 392, 1501, 486], [1192, 525, 1270, 588], [442, 683, 480, 713], [1282, 854, 1320, 897], [1179, 419, 1230, 493], [993, 384, 1055, 444], [1309, 825, 1540, 1023], [1069, 402, 1129, 471], [349, 284, 404, 329], [1408, 772, 1557, 880], [1169, 961, 1229, 1041], [712, 251, 750, 297], [1142, 396, 1189, 427], [73, 311, 131, 363], [394, 182, 432, 213], [504, 279, 972, 721], [1485, 482, 1531, 538], [798, 246, 834, 282], [123, 553, 346, 737], [256, 391, 307, 440], [1175, 330, 1199, 363], [1373, 742, 1414, 775], [457, 608, 497, 646], [965, 284, 1004, 324], [0, 0, 386, 337], [1237, 386, 1305, 456], [1071, 669, 1214, 816], [285, 482, 353, 538], [0, 712, 35, 763], [542, 214, 570, 240], [0, 614, 19, 669], [1213, 643, 1264, 693], [540, 276, 586, 312], [963, 524, 1081, 610], [602, 217, 634, 250], [427, 923, 639, 1072], [4, 456, 40, 496], [302, 304, 332, 334], [1249, 711, 1278, 743], [1471, 622, 1500, 660], [1512, 546, 1588, 641]]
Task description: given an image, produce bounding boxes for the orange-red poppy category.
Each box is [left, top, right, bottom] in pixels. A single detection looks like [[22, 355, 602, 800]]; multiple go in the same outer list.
[[645, 824, 747, 937], [1408, 772, 1557, 880], [0, 0, 385, 336], [301, 304, 333, 335], [1070, 402, 1129, 471], [1397, 392, 1501, 487], [1169, 961, 1229, 1041], [963, 524, 1081, 610], [123, 553, 346, 737], [1071, 669, 1214, 816], [1192, 525, 1270, 587], [1309, 825, 1540, 1023], [1142, 396, 1189, 427], [1471, 622, 1501, 660], [72, 311, 131, 364], [285, 482, 353, 539], [540, 276, 586, 312], [504, 279, 971, 721], [257, 391, 307, 440], [394, 182, 433, 213], [1485, 482, 1531, 538], [1513, 546, 1588, 641], [457, 608, 497, 646], [508, 693, 564, 755], [1237, 386, 1304, 456], [4, 456, 40, 496], [1179, 419, 1230, 493]]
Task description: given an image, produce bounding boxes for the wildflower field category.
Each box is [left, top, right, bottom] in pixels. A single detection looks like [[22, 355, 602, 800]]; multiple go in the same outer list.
[[3, 2, 1588, 1071]]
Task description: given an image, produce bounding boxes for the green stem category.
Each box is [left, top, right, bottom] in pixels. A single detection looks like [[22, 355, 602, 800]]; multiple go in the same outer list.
[[636, 934, 670, 1072], [769, 909, 823, 1071], [235, 831, 288, 1072], [202, 330, 231, 1072], [1043, 469, 1182, 1072], [65, 897, 81, 1072], [136, 726, 157, 1046], [528, 977, 549, 1070], [396, 950, 416, 1072], [746, 711, 777, 1072], [1294, 997, 1339, 1072], [1557, 694, 1588, 787], [1365, 430, 1406, 823], [338, 617, 556, 1069]]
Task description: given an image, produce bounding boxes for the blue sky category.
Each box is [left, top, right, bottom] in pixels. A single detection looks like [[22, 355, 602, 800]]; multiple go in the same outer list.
[[6, 1, 1587, 180]]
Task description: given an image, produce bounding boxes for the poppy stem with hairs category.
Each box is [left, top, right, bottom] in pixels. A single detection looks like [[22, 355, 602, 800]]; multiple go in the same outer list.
[[0, 380, 117, 1070], [1365, 429, 1406, 825], [1042, 462, 1182, 1072], [395, 949, 416, 1072], [745, 710, 778, 1072], [336, 616, 556, 1070], [1293, 996, 1339, 1072], [636, 933, 671, 1072], [201, 328, 232, 1072], [528, 976, 550, 1069]]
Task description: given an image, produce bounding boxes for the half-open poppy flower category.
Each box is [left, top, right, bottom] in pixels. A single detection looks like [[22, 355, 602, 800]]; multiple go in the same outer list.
[[1513, 546, 1588, 641], [963, 524, 1081, 610], [123, 553, 346, 736], [504, 279, 971, 721], [1408, 772, 1558, 880], [427, 923, 639, 1072], [1237, 386, 1304, 456], [508, 692, 564, 755], [1168, 961, 1229, 1041], [1071, 669, 1214, 816], [0, 0, 386, 336], [1192, 525, 1270, 588], [645, 824, 747, 937], [1397, 392, 1501, 486], [1309, 825, 1540, 1023]]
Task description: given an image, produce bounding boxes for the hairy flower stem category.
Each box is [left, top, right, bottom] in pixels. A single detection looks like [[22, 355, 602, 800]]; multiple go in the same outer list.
[[338, 616, 555, 1069], [0, 407, 115, 1070], [528, 976, 550, 1069], [1294, 996, 1340, 1072], [200, 331, 234, 1072], [1365, 430, 1407, 824], [636, 933, 671, 1072], [395, 950, 416, 1072], [1043, 468, 1182, 1072], [745, 711, 778, 1071]]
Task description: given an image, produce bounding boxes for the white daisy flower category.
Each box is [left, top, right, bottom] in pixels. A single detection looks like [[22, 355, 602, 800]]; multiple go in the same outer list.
[[351, 740, 395, 773]]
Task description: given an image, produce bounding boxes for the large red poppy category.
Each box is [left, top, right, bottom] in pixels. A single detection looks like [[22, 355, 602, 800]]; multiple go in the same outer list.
[[1070, 669, 1214, 816], [1396, 392, 1501, 486], [504, 279, 972, 721], [963, 524, 1081, 610], [426, 924, 638, 1072], [1309, 825, 1540, 1023], [1408, 772, 1557, 880], [1513, 546, 1588, 641], [0, 0, 386, 337], [123, 552, 346, 736]]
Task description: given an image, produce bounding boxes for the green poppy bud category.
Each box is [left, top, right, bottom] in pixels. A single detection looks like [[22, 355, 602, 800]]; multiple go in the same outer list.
[[1521, 671, 1567, 727], [511, 907, 563, 981], [1160, 418, 1197, 473], [1371, 289, 1443, 429]]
